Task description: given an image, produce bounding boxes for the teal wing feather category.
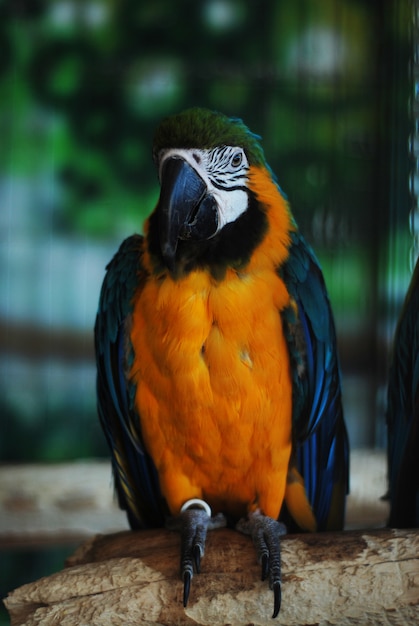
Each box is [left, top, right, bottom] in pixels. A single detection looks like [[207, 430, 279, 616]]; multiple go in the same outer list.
[[94, 235, 167, 528], [387, 256, 419, 527], [280, 230, 349, 530]]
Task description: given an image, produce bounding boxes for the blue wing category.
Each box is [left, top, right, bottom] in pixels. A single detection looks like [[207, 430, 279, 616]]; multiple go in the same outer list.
[[280, 230, 349, 530], [95, 235, 167, 529], [387, 256, 419, 527]]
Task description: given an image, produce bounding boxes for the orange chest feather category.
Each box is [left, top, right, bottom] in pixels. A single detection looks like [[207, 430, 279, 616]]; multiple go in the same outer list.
[[129, 266, 294, 517]]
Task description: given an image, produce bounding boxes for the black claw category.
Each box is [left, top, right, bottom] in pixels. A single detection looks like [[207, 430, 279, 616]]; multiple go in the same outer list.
[[272, 581, 282, 618], [168, 506, 226, 609], [236, 512, 286, 618], [261, 551, 269, 581], [183, 570, 191, 607], [193, 543, 202, 574], [178, 507, 214, 607]]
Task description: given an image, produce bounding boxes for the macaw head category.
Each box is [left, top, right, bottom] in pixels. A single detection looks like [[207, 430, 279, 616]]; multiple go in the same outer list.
[[147, 107, 291, 278]]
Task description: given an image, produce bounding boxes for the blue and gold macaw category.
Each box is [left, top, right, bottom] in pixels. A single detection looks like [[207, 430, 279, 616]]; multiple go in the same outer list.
[[95, 108, 349, 617], [387, 255, 419, 528]]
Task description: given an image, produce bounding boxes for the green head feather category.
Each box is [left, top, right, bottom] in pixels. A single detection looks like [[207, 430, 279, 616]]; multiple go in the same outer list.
[[152, 107, 267, 167]]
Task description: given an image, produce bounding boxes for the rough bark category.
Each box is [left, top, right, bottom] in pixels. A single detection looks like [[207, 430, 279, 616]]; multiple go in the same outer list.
[[4, 527, 419, 626]]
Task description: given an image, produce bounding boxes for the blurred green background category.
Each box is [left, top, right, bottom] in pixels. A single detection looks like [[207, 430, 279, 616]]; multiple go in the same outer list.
[[0, 0, 416, 622]]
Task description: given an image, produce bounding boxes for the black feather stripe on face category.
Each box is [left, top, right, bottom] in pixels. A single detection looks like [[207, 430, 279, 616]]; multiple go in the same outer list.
[[147, 190, 268, 280]]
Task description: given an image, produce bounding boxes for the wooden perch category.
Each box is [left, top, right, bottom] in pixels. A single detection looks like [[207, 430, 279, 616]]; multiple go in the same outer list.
[[4, 527, 419, 625]]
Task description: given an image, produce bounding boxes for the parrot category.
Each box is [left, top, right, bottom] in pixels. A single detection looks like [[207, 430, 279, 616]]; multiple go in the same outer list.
[[386, 255, 419, 528], [94, 107, 349, 618]]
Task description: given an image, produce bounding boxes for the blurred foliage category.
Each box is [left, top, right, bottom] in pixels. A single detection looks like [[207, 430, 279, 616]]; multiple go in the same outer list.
[[1, 0, 403, 246], [0, 357, 108, 461], [0, 0, 413, 455], [0, 397, 108, 461]]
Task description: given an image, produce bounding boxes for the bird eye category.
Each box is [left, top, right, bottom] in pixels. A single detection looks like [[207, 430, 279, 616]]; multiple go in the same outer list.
[[231, 151, 243, 168]]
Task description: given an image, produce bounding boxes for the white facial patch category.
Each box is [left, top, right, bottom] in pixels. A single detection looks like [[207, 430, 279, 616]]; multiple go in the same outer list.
[[159, 146, 250, 230]]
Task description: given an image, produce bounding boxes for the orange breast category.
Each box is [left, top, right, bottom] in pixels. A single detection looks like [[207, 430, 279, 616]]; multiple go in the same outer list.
[[129, 265, 293, 521]]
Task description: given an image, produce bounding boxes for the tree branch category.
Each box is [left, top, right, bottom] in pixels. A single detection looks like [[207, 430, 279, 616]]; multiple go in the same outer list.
[[4, 527, 419, 625]]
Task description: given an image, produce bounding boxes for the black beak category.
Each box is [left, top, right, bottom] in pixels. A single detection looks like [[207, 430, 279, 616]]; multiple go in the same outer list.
[[157, 157, 219, 271]]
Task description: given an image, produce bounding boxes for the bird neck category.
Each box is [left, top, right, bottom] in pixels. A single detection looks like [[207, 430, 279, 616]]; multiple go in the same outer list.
[[245, 165, 295, 273]]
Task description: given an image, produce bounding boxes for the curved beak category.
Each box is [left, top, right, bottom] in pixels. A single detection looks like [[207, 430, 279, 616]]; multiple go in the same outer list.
[[157, 157, 219, 271]]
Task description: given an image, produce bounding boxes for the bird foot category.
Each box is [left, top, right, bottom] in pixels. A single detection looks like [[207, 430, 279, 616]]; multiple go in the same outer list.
[[166, 499, 226, 607], [236, 511, 287, 618]]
